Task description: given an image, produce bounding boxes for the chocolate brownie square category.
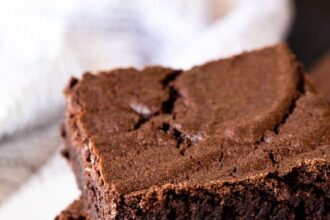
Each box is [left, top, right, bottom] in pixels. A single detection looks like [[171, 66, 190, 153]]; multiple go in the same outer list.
[[310, 53, 330, 103], [62, 44, 330, 219], [55, 198, 89, 220]]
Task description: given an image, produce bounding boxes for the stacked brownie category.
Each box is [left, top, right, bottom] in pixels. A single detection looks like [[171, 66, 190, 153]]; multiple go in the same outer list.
[[310, 53, 330, 103], [56, 45, 330, 219], [56, 198, 90, 220]]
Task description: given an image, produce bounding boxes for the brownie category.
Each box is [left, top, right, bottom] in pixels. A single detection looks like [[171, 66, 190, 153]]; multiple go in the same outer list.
[[55, 198, 90, 220], [62, 44, 330, 219], [310, 53, 330, 103]]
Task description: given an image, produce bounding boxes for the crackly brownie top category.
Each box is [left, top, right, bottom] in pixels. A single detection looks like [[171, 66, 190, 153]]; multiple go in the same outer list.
[[311, 53, 330, 103], [65, 44, 330, 195]]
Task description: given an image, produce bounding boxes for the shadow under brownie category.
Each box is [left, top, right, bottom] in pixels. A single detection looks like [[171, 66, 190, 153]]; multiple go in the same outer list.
[[61, 44, 330, 219]]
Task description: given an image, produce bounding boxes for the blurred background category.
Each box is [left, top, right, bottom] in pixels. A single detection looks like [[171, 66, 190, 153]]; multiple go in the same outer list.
[[0, 0, 329, 219]]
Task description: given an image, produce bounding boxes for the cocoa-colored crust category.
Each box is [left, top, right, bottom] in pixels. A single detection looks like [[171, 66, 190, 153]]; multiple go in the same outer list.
[[63, 44, 330, 219], [310, 53, 330, 103]]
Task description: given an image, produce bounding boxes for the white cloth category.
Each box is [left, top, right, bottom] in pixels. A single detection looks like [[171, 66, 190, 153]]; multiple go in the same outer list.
[[0, 0, 292, 219], [0, 153, 79, 220]]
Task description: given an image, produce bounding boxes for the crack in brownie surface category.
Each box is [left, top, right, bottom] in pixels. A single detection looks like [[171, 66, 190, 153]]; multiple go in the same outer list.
[[63, 44, 330, 219]]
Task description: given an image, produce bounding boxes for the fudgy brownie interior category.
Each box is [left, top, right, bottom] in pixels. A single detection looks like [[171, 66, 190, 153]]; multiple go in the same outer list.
[[63, 44, 330, 219]]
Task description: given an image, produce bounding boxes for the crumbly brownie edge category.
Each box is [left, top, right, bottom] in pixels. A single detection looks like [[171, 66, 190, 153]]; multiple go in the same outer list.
[[118, 158, 330, 219], [64, 132, 330, 219], [55, 197, 91, 220], [63, 113, 330, 219], [62, 123, 110, 220]]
